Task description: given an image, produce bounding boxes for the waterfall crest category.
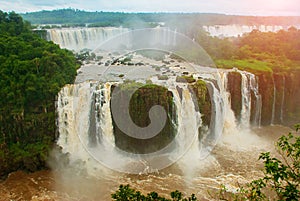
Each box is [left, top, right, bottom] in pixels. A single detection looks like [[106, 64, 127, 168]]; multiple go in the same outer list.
[[47, 27, 129, 51]]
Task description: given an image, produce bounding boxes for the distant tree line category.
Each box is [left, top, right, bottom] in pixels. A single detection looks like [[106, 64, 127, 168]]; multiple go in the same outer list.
[[189, 26, 300, 73], [21, 8, 300, 27]]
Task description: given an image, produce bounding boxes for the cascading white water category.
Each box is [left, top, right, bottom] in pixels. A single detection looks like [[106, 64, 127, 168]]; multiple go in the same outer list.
[[240, 72, 252, 128], [94, 83, 115, 149], [169, 85, 202, 163], [280, 76, 285, 123], [271, 76, 277, 125], [202, 24, 285, 37], [57, 79, 208, 174], [249, 73, 262, 127], [46, 27, 179, 51], [57, 82, 95, 163], [235, 70, 262, 128], [47, 27, 129, 51], [56, 67, 263, 175], [219, 71, 237, 131], [206, 79, 225, 142]]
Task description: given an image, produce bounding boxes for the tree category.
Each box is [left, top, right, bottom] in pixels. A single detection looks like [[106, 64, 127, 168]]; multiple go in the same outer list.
[[248, 125, 300, 200], [0, 10, 78, 176], [111, 184, 197, 201]]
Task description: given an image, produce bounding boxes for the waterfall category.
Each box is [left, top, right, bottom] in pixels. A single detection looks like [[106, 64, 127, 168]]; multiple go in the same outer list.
[[219, 72, 237, 130], [240, 72, 252, 128], [216, 70, 262, 129], [47, 27, 129, 51], [249, 74, 262, 127], [202, 24, 284, 37], [280, 76, 285, 123], [170, 85, 202, 154], [93, 83, 115, 149], [57, 80, 206, 173], [56, 68, 263, 174], [46, 27, 180, 51], [57, 82, 95, 162], [271, 77, 277, 125], [205, 80, 225, 143]]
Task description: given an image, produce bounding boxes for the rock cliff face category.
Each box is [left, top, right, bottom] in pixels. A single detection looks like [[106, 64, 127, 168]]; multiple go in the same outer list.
[[189, 80, 211, 127], [226, 70, 300, 127], [227, 72, 242, 122], [280, 70, 300, 126]]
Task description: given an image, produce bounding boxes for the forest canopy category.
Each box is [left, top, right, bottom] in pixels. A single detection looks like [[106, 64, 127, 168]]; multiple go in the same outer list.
[[0, 10, 78, 176]]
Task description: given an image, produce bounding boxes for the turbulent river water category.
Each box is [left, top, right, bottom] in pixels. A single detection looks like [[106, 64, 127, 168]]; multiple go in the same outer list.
[[0, 126, 292, 201]]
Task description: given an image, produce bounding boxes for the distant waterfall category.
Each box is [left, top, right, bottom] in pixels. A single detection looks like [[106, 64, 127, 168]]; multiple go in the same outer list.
[[47, 27, 129, 51], [202, 25, 284, 37], [46, 27, 179, 51]]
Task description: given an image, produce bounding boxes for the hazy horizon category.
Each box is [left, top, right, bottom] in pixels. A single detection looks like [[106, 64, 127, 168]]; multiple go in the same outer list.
[[1, 0, 300, 16]]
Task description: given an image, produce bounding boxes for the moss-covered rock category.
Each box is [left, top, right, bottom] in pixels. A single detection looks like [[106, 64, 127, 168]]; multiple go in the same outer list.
[[189, 80, 211, 127], [111, 82, 176, 154], [176, 75, 196, 83]]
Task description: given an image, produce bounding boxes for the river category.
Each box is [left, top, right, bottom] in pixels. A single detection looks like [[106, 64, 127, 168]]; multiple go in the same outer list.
[[0, 125, 293, 201]]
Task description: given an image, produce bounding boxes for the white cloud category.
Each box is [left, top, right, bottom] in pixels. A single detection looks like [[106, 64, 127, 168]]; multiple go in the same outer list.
[[0, 0, 300, 15]]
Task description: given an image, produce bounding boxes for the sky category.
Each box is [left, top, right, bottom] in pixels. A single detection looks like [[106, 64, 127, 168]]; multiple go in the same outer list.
[[1, 0, 300, 16]]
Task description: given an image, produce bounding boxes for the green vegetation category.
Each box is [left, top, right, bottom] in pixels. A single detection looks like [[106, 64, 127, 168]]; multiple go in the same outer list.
[[112, 184, 197, 201], [158, 75, 169, 80], [0, 10, 78, 176], [112, 82, 176, 154], [196, 27, 300, 73], [189, 80, 211, 126], [176, 75, 196, 83], [216, 59, 272, 73]]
